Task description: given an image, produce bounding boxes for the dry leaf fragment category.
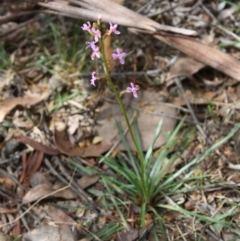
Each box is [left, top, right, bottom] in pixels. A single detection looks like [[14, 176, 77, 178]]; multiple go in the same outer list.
[[48, 206, 76, 229], [15, 135, 60, 155], [184, 200, 198, 210], [22, 225, 75, 241], [166, 57, 205, 81], [154, 33, 240, 81], [19, 150, 44, 186], [78, 175, 100, 189], [96, 90, 176, 151], [117, 228, 148, 241], [22, 183, 77, 204], [162, 211, 180, 222], [117, 229, 139, 241], [39, 0, 197, 36], [0, 91, 51, 122], [22, 183, 53, 204], [171, 90, 217, 107], [54, 130, 112, 157]]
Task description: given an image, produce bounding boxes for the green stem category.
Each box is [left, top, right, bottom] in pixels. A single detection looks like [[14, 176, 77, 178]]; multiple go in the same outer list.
[[99, 37, 146, 195]]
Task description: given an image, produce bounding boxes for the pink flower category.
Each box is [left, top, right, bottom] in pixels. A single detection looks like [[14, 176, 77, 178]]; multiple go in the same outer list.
[[86, 41, 97, 50], [112, 48, 126, 64], [91, 28, 101, 42], [126, 82, 140, 98], [86, 40, 100, 60], [81, 22, 91, 32], [109, 22, 120, 35], [90, 72, 98, 86], [91, 46, 100, 60]]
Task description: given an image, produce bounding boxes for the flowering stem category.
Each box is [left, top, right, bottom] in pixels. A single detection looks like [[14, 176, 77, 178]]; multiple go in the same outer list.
[[99, 38, 146, 194]]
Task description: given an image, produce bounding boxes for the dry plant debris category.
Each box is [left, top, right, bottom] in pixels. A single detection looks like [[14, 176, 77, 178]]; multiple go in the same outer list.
[[96, 90, 176, 151], [1, 0, 240, 240]]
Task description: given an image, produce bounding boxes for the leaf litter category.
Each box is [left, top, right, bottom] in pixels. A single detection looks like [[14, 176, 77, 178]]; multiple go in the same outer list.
[[1, 0, 240, 240], [96, 89, 176, 151]]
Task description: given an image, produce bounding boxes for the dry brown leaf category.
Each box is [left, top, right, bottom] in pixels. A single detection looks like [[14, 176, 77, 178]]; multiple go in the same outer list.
[[117, 228, 147, 241], [0, 91, 51, 122], [22, 225, 75, 241], [96, 90, 176, 151], [171, 90, 218, 107], [116, 229, 139, 241], [54, 130, 112, 157], [19, 151, 44, 186], [22, 183, 77, 204], [78, 175, 99, 189], [103, 34, 114, 71], [22, 183, 53, 204], [162, 211, 180, 222], [155, 33, 240, 81], [39, 0, 197, 36], [166, 57, 205, 81], [48, 206, 76, 229], [184, 200, 198, 210], [15, 135, 60, 155]]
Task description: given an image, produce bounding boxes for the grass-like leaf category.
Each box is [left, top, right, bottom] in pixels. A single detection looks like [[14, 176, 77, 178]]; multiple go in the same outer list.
[[144, 119, 163, 170], [86, 221, 125, 240], [101, 118, 240, 231], [115, 119, 141, 178]]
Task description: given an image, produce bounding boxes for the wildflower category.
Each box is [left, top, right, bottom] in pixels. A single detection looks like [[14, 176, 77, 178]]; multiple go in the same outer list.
[[112, 48, 126, 64], [91, 46, 100, 60], [108, 22, 120, 35], [90, 71, 98, 86], [126, 82, 140, 98], [81, 22, 91, 32], [86, 41, 97, 50], [91, 28, 101, 42]]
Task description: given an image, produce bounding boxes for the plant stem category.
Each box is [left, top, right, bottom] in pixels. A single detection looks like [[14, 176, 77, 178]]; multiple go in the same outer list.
[[99, 38, 146, 196]]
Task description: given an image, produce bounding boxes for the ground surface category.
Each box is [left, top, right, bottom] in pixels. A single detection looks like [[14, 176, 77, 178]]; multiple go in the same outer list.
[[1, 1, 240, 241]]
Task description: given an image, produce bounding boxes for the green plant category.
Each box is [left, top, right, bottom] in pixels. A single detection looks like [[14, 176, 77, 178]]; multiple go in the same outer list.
[[81, 16, 240, 238], [101, 120, 194, 225], [0, 44, 12, 69]]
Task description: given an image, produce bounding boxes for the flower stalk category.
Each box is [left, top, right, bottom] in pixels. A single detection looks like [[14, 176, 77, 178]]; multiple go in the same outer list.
[[82, 18, 147, 199]]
